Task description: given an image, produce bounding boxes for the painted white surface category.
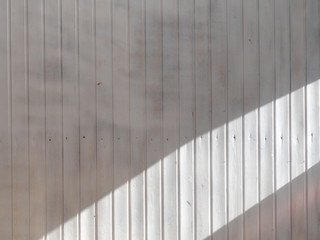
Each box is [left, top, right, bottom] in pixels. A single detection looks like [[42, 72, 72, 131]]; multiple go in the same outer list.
[[0, 0, 319, 239]]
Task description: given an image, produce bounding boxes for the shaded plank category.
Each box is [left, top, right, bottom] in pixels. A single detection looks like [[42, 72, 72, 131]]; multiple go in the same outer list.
[[243, 0, 260, 238], [227, 0, 244, 238], [78, 0, 96, 238], [11, 0, 29, 238], [259, 0, 275, 238], [178, 0, 195, 238], [211, 0, 227, 239], [0, 0, 11, 239], [28, 0, 46, 239], [62, 0, 80, 239], [112, 0, 130, 238], [162, 0, 179, 238], [96, 0, 113, 238], [275, 0, 291, 238], [306, 0, 320, 237], [45, 0, 63, 239], [145, 0, 163, 238], [290, 0, 307, 239], [129, 0, 147, 239], [194, 0, 211, 238]]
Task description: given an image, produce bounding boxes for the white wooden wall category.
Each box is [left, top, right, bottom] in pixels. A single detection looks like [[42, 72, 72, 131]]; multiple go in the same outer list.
[[0, 0, 319, 239]]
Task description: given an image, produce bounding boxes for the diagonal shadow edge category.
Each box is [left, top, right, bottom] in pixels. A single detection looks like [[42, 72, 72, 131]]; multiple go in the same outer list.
[[204, 161, 320, 240], [1, 0, 319, 238], [39, 78, 320, 240]]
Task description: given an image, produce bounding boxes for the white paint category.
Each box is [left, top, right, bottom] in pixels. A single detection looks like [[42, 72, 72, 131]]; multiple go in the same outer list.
[[0, 1, 319, 240]]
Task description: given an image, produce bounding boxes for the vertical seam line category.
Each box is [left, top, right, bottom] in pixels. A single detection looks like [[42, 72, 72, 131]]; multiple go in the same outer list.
[[193, 0, 196, 238], [177, 0, 181, 238], [75, 0, 80, 238], [304, 0, 308, 237], [128, 0, 131, 238], [273, 0, 277, 238], [59, 0, 64, 238], [110, 0, 114, 238], [209, 0, 213, 237], [42, 0, 48, 238], [241, 0, 245, 238], [225, 0, 229, 238], [289, 0, 292, 238], [25, 0, 30, 238], [93, 0, 97, 238], [257, 0, 261, 237], [144, 0, 147, 238]]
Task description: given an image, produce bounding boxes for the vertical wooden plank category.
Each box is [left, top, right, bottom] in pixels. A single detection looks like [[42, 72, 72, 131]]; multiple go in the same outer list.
[[145, 0, 162, 238], [96, 0, 113, 238], [78, 0, 96, 238], [259, 0, 275, 238], [275, 0, 291, 238], [2, 1, 319, 239], [28, 0, 46, 239], [243, 0, 259, 238], [194, 0, 211, 238], [178, 0, 195, 238], [227, 0, 244, 238], [129, 0, 146, 239], [0, 0, 11, 239], [162, 0, 179, 238], [45, 0, 63, 239], [112, 0, 130, 238], [11, 0, 29, 238], [62, 0, 80, 239], [290, 0, 307, 238], [211, 0, 227, 239], [306, 0, 320, 238]]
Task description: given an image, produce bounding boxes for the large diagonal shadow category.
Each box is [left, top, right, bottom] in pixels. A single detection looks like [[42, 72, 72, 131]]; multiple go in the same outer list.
[[2, 0, 319, 239], [204, 161, 320, 240]]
